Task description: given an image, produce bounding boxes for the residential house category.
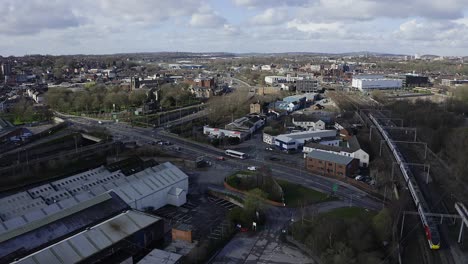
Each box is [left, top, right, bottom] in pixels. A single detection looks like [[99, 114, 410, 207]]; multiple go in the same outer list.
[[250, 103, 262, 114], [292, 117, 326, 130], [190, 86, 213, 99]]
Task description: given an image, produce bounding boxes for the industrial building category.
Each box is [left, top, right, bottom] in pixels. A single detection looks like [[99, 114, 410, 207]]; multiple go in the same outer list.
[[0, 191, 167, 263], [441, 79, 468, 87], [203, 114, 265, 140], [203, 126, 246, 139], [0, 192, 128, 262], [352, 75, 402, 91], [225, 115, 265, 134], [12, 210, 164, 264], [273, 130, 337, 151], [268, 94, 312, 113], [305, 150, 359, 178], [0, 160, 188, 238], [386, 74, 430, 87]]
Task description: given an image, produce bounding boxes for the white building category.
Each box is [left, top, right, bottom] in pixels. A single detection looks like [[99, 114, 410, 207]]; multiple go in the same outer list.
[[204, 126, 245, 139], [352, 75, 402, 91], [274, 130, 337, 151], [310, 65, 323, 72], [292, 118, 326, 130], [225, 115, 265, 134], [263, 133, 276, 145], [26, 88, 45, 104], [261, 65, 273, 71], [303, 136, 369, 167], [265, 74, 304, 85], [252, 65, 261, 71]]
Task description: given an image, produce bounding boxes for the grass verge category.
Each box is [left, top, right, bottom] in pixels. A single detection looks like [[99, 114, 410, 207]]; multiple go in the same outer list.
[[276, 179, 336, 207], [322, 206, 375, 218]]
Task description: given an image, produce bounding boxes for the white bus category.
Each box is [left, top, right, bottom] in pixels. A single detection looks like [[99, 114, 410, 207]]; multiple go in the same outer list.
[[225, 149, 247, 159]]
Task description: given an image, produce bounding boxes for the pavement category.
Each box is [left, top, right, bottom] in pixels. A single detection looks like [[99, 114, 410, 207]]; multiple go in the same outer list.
[[211, 201, 349, 264]]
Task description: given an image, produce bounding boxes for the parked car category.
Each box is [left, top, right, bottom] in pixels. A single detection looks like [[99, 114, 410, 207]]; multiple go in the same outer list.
[[363, 176, 372, 183], [355, 175, 364, 181], [265, 147, 273, 151], [269, 157, 280, 161], [247, 166, 257, 171], [216, 156, 225, 161]]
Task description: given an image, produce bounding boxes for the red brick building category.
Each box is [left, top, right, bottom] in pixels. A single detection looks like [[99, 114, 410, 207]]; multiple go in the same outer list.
[[305, 150, 359, 178], [185, 77, 215, 88]]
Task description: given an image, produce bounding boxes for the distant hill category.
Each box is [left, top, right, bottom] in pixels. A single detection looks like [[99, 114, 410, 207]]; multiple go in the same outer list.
[[235, 51, 409, 57]]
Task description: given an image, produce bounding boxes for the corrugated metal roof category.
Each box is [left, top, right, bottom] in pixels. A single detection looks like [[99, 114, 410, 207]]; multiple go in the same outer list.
[[0, 192, 130, 263], [0, 162, 187, 237], [306, 150, 355, 165], [12, 210, 161, 264], [0, 193, 112, 244]]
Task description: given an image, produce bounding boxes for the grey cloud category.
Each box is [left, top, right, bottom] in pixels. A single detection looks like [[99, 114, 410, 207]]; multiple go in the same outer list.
[[295, 0, 466, 23], [190, 12, 227, 28], [0, 0, 83, 35]]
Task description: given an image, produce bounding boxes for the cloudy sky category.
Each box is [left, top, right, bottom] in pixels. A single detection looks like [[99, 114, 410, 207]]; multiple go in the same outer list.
[[1, 0, 468, 56]]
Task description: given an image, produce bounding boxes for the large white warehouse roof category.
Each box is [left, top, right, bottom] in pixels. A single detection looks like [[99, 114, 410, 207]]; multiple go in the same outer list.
[[0, 161, 188, 236]]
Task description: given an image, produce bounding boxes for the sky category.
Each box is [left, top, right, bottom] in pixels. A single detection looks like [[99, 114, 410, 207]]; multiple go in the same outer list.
[[1, 0, 468, 56]]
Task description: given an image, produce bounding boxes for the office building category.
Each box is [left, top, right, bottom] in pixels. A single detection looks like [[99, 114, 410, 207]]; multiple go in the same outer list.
[[305, 150, 359, 178], [352, 75, 402, 91]]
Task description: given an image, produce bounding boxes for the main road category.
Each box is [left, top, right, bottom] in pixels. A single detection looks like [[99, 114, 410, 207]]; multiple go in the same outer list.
[[60, 114, 383, 211]]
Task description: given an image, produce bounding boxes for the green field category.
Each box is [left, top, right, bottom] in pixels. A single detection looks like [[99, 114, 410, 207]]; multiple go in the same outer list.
[[276, 179, 335, 207]]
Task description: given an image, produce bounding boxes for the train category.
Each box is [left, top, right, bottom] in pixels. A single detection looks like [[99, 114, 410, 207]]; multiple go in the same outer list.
[[369, 114, 440, 250]]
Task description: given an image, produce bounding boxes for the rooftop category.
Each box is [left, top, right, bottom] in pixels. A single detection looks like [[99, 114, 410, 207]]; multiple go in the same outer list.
[[0, 162, 187, 234], [276, 130, 337, 142], [0, 192, 129, 263], [12, 210, 161, 264], [304, 136, 361, 153], [306, 150, 355, 165]]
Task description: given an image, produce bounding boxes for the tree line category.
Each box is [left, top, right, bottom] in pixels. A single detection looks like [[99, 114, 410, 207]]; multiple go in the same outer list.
[[291, 208, 392, 264], [46, 85, 148, 113]]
